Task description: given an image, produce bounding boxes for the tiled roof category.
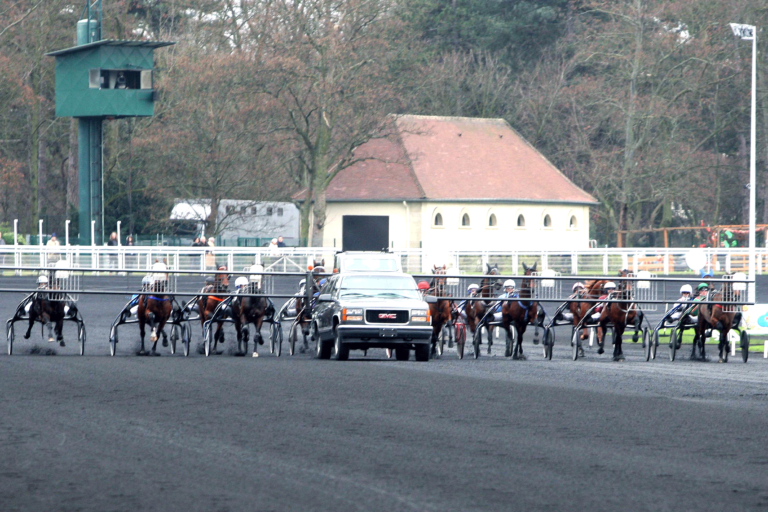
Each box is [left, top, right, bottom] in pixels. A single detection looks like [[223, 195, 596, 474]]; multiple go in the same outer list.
[[304, 115, 597, 204]]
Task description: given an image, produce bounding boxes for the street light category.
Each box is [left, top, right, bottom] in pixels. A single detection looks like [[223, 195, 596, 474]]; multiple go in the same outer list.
[[730, 23, 757, 303]]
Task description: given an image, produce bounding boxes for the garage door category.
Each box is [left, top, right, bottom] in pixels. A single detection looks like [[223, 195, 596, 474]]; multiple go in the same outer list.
[[342, 216, 389, 252]]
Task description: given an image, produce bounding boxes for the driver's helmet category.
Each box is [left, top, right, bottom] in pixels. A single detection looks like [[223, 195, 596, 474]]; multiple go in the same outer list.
[[205, 276, 215, 286], [572, 282, 585, 292], [417, 281, 430, 291], [697, 283, 709, 292], [235, 276, 248, 289], [503, 279, 515, 289], [467, 283, 479, 294], [680, 284, 692, 295], [37, 275, 49, 286], [142, 275, 154, 288], [604, 282, 617, 291], [318, 278, 327, 288]]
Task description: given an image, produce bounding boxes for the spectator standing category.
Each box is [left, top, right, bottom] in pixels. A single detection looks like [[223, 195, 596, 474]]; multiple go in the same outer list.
[[125, 235, 136, 269], [0, 231, 5, 245], [277, 236, 286, 248], [46, 233, 60, 264], [192, 237, 200, 246], [107, 231, 118, 270], [205, 237, 216, 270]]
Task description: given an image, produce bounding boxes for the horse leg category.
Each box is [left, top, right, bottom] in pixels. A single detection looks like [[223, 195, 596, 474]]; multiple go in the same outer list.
[[151, 315, 169, 355], [631, 315, 641, 343], [613, 325, 625, 362], [55, 316, 65, 347], [253, 316, 265, 356], [24, 306, 37, 340], [486, 323, 493, 355], [717, 323, 729, 363], [138, 318, 147, 355], [596, 320, 606, 355]]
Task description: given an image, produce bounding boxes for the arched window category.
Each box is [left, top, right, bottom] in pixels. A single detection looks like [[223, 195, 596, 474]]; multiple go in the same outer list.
[[461, 213, 470, 227], [517, 214, 526, 227], [569, 215, 578, 229], [434, 212, 443, 227], [488, 214, 497, 227], [543, 214, 552, 228]]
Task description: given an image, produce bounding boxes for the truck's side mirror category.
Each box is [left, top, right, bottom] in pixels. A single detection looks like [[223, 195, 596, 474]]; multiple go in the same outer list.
[[318, 294, 332, 302], [425, 295, 437, 304]]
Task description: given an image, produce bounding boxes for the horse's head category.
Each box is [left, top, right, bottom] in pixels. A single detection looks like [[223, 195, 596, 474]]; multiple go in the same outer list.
[[216, 265, 230, 291], [431, 265, 447, 295], [584, 279, 606, 297], [520, 261, 537, 295]]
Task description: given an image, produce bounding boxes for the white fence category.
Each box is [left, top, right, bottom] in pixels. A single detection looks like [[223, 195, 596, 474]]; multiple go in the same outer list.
[[1, 245, 768, 276]]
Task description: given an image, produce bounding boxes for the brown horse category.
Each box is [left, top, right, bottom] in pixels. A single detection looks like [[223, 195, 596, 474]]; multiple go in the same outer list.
[[295, 259, 325, 353], [198, 266, 230, 355], [570, 278, 608, 341], [232, 280, 273, 357], [428, 265, 453, 357], [696, 275, 741, 363], [23, 285, 67, 346], [501, 262, 542, 360], [466, 263, 500, 339], [596, 270, 642, 361], [137, 276, 173, 356]]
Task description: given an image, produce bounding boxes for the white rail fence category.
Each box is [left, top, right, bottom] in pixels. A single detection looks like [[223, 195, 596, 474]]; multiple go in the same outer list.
[[1, 246, 768, 276]]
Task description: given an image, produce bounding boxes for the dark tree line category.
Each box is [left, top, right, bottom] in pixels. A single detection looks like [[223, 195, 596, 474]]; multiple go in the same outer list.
[[1, 0, 766, 246]]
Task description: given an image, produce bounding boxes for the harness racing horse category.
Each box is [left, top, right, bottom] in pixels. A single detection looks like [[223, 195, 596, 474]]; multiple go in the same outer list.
[[428, 265, 453, 358], [596, 270, 643, 362], [570, 278, 607, 342], [696, 275, 741, 363], [465, 263, 500, 346], [198, 266, 230, 355], [501, 262, 543, 360], [23, 283, 69, 347], [137, 270, 173, 356], [294, 260, 325, 353], [232, 281, 274, 357]]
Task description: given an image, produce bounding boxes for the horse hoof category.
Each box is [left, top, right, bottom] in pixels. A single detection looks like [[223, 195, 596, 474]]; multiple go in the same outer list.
[[151, 351, 161, 356], [252, 352, 259, 358], [162, 339, 168, 347], [597, 347, 604, 355], [519, 354, 527, 361], [486, 347, 492, 355], [258, 339, 264, 346], [137, 350, 147, 356], [59, 341, 66, 347], [48, 337, 55, 343], [298, 345, 307, 354], [613, 355, 625, 362], [578, 348, 585, 357], [533, 338, 539, 346], [448, 340, 454, 348]]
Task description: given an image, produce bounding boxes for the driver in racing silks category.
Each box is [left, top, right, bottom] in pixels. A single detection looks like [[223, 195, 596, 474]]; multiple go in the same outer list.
[[588, 282, 616, 322], [668, 284, 694, 322], [478, 280, 516, 326], [454, 283, 479, 321]]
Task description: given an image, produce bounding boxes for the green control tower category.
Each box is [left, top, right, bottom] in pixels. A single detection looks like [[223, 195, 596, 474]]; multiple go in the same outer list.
[[46, 1, 173, 245]]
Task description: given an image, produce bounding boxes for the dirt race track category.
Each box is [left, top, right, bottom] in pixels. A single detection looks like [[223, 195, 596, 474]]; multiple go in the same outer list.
[[0, 275, 767, 511]]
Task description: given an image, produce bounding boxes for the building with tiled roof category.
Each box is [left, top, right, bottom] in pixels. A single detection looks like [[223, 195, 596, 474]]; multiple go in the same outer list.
[[312, 115, 597, 253]]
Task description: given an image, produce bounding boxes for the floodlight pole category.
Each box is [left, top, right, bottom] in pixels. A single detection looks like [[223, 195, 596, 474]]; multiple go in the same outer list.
[[730, 23, 757, 303]]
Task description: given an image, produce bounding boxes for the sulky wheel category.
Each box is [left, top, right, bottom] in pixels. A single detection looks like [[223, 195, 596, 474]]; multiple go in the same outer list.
[[740, 330, 749, 363], [204, 324, 213, 357], [544, 328, 554, 361], [272, 322, 283, 357], [437, 325, 446, 356], [643, 328, 651, 362], [6, 321, 14, 356], [169, 324, 179, 355], [78, 322, 86, 356], [651, 329, 658, 360], [109, 327, 118, 357], [455, 323, 466, 360], [289, 322, 299, 356], [669, 328, 678, 362], [571, 329, 580, 361], [182, 323, 191, 357]]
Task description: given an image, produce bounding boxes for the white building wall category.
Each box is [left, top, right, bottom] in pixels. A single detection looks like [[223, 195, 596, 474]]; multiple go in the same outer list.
[[321, 202, 409, 250], [420, 203, 590, 253], [323, 201, 590, 253]]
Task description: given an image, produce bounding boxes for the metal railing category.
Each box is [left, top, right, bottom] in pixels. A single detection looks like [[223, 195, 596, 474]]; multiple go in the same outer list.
[[1, 245, 768, 276]]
